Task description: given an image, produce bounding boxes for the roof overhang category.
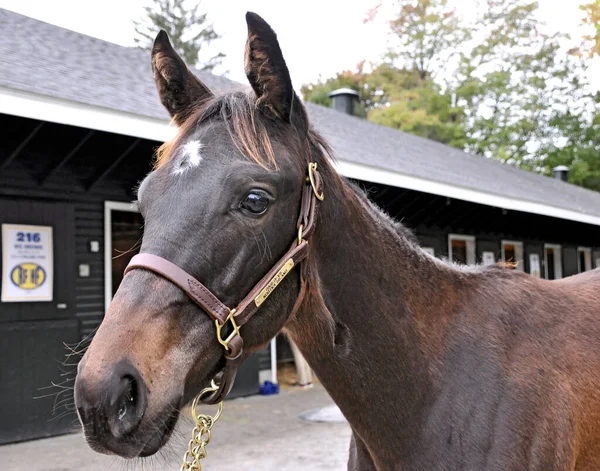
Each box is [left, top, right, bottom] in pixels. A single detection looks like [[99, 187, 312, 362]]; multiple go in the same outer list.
[[2, 86, 599, 227], [335, 160, 600, 227], [0, 86, 176, 142]]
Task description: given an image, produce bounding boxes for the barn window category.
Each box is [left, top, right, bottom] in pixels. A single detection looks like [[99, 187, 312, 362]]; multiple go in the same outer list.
[[578, 247, 592, 273], [544, 244, 563, 280], [448, 234, 476, 265], [501, 240, 524, 270]]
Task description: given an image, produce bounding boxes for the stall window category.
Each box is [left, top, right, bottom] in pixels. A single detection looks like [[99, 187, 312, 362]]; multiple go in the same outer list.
[[578, 247, 592, 273], [544, 244, 563, 280], [501, 240, 524, 271], [448, 234, 476, 265]]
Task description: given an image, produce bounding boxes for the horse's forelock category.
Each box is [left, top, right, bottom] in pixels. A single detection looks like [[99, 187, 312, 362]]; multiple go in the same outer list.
[[153, 91, 296, 171]]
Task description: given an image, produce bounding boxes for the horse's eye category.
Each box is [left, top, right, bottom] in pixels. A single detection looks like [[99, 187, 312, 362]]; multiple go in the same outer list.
[[240, 190, 270, 215]]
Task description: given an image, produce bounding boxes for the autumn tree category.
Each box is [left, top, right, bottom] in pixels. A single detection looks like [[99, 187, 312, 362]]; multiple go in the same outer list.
[[134, 0, 224, 71], [301, 68, 368, 118], [302, 0, 600, 192], [302, 0, 470, 146], [386, 0, 470, 80], [578, 0, 600, 57]]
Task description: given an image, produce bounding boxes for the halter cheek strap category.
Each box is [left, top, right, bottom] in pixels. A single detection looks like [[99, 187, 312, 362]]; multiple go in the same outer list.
[[123, 163, 323, 404]]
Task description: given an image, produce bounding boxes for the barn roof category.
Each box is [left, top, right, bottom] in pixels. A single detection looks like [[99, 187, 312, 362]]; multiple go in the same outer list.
[[2, 8, 600, 226]]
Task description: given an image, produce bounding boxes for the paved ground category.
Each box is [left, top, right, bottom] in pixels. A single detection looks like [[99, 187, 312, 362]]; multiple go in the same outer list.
[[0, 384, 351, 471]]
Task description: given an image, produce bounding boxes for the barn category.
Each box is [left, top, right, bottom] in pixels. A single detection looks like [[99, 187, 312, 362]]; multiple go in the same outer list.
[[1, 8, 599, 444]]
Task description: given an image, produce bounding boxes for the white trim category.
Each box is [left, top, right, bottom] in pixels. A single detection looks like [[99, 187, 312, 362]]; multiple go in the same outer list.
[[0, 86, 176, 142], [270, 338, 278, 384], [104, 201, 140, 311], [577, 247, 592, 273], [448, 234, 476, 265], [544, 244, 563, 280], [333, 160, 600, 227], [501, 240, 524, 271]]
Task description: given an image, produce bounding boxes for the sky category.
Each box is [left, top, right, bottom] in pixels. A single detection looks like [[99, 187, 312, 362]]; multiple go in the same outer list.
[[0, 0, 593, 88]]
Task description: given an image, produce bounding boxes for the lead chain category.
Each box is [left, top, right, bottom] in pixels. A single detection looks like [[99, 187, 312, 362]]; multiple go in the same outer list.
[[180, 383, 224, 471]]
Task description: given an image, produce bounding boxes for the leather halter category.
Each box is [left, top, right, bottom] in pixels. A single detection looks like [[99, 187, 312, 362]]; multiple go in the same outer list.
[[124, 163, 323, 404]]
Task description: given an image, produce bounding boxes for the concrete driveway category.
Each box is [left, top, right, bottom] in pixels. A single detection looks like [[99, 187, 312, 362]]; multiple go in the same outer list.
[[0, 384, 351, 470]]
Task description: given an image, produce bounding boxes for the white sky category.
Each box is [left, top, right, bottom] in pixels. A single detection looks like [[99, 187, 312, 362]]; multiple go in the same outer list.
[[0, 0, 594, 88]]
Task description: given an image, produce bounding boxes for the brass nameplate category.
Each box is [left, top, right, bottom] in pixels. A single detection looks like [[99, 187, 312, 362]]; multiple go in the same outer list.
[[254, 258, 295, 307]]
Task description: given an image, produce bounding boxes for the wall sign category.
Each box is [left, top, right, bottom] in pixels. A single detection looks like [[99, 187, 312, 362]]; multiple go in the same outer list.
[[2, 224, 53, 302], [482, 251, 495, 265], [529, 253, 541, 278]]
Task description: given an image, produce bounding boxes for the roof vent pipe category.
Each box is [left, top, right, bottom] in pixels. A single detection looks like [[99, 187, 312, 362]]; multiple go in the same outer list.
[[328, 88, 359, 116], [552, 165, 569, 182]]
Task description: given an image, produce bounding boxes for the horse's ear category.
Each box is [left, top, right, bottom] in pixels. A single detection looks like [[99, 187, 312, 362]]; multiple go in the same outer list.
[[244, 12, 307, 130], [151, 30, 213, 125]]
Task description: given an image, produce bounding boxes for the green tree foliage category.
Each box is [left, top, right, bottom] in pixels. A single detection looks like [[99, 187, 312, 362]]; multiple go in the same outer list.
[[387, 0, 470, 80], [454, 0, 589, 170], [301, 0, 600, 192], [544, 97, 600, 190], [134, 0, 224, 71], [301, 69, 368, 117], [301, 63, 466, 146], [302, 0, 470, 146]]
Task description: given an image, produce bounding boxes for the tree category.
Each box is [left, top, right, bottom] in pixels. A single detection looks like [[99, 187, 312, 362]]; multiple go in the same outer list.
[[541, 92, 600, 191], [302, 0, 470, 146], [453, 0, 591, 169], [134, 0, 224, 71], [301, 63, 467, 146], [301, 68, 368, 118], [386, 0, 470, 80], [302, 0, 600, 192], [578, 0, 600, 57]]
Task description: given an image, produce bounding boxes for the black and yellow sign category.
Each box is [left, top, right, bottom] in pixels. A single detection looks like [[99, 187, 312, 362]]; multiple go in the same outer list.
[[2, 224, 53, 302], [10, 263, 47, 290]]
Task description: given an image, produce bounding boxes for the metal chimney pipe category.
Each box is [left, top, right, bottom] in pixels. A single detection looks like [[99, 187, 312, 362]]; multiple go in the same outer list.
[[328, 88, 359, 116], [552, 165, 569, 182]]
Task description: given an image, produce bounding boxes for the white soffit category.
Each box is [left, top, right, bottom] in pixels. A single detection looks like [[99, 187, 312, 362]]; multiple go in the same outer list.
[[0, 86, 176, 142]]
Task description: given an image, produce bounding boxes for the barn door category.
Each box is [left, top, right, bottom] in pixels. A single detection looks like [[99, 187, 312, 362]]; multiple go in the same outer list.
[[0, 198, 78, 444]]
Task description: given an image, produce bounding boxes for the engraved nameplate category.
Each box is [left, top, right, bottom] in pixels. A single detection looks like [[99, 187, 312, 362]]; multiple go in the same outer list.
[[254, 258, 295, 307]]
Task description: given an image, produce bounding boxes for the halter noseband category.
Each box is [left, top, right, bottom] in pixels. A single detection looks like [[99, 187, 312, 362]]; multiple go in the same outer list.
[[123, 162, 323, 404]]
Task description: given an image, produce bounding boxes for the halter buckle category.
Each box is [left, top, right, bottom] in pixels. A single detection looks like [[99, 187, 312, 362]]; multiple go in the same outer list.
[[215, 309, 240, 351], [308, 162, 324, 201]]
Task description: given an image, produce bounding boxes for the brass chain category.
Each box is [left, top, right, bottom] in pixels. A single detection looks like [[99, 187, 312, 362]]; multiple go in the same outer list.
[[181, 381, 224, 471]]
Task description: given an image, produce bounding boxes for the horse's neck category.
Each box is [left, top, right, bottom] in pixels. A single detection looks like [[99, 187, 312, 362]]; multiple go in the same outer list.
[[285, 173, 464, 457]]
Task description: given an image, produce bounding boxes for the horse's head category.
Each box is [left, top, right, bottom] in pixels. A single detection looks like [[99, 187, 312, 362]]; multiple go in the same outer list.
[[74, 12, 322, 458]]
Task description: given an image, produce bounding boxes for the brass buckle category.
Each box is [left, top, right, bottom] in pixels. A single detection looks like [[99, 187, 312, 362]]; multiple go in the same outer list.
[[215, 309, 240, 351], [308, 162, 324, 201], [297, 224, 304, 245]]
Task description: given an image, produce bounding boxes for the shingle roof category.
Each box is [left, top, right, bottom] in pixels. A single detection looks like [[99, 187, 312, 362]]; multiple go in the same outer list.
[[1, 7, 599, 222]]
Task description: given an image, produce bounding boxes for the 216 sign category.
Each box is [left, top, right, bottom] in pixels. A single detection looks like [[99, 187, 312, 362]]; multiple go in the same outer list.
[[1, 224, 53, 302]]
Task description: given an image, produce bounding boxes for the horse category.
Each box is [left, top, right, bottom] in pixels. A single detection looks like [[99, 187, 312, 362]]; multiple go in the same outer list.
[[74, 12, 600, 470]]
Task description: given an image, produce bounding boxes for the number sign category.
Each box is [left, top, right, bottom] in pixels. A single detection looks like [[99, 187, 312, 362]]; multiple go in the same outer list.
[[2, 224, 53, 302]]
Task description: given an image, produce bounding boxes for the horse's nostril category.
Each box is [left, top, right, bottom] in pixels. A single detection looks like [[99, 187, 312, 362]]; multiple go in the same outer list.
[[110, 369, 146, 438], [75, 359, 148, 443], [117, 375, 136, 420]]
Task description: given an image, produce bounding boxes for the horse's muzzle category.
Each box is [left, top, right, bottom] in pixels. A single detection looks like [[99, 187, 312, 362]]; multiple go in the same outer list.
[[74, 357, 149, 457]]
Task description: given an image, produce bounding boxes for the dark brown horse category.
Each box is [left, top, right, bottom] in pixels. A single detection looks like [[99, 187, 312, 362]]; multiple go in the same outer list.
[[74, 12, 600, 470]]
